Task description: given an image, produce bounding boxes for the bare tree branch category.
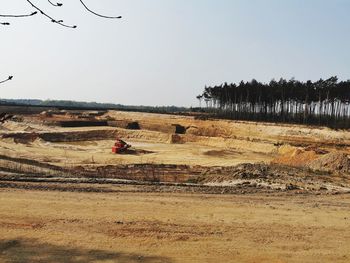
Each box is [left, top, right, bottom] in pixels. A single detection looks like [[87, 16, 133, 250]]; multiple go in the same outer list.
[[1, 1, 121, 86], [0, 11, 37, 25], [47, 0, 63, 7], [26, 0, 77, 28], [0, 76, 13, 85], [1, 1, 121, 28], [0, 11, 37, 18], [79, 0, 122, 19]]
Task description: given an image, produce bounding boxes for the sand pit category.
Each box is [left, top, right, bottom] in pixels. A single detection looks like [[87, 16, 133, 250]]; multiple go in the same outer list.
[[1, 109, 350, 186], [2, 108, 350, 263], [0, 113, 277, 168]]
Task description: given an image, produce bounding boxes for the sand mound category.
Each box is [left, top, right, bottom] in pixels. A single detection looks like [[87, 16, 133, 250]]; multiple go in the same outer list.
[[271, 148, 319, 167], [186, 125, 228, 137], [273, 145, 350, 174], [308, 152, 350, 174]]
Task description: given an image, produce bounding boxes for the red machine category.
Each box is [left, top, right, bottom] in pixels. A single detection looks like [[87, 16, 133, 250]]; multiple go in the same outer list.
[[112, 138, 131, 154]]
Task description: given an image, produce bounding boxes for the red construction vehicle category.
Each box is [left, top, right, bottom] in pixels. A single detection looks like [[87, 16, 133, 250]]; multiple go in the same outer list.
[[112, 138, 131, 154]]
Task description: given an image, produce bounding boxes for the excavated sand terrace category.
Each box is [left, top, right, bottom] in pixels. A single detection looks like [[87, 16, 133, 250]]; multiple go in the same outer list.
[[1, 110, 350, 168], [1, 110, 350, 169], [0, 111, 280, 168], [1, 109, 350, 190]]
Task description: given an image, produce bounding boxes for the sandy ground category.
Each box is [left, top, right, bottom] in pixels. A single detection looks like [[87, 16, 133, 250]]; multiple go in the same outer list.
[[1, 110, 350, 169], [1, 109, 350, 262], [2, 110, 350, 170], [0, 138, 272, 167], [1, 188, 350, 263]]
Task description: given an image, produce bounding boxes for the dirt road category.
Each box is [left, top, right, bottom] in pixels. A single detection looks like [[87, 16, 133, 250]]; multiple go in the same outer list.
[[1, 187, 350, 263]]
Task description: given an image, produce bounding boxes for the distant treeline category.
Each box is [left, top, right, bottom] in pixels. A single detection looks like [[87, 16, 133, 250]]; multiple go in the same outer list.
[[197, 76, 350, 129], [0, 99, 189, 114]]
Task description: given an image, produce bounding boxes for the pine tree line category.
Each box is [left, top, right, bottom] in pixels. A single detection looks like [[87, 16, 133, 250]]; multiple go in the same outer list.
[[197, 77, 350, 129]]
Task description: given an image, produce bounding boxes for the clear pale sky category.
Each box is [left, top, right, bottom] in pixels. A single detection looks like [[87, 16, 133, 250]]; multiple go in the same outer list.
[[1, 0, 350, 106]]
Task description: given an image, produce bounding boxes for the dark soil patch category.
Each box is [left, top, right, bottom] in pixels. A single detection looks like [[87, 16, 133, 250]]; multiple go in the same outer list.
[[126, 122, 140, 130], [203, 150, 241, 158]]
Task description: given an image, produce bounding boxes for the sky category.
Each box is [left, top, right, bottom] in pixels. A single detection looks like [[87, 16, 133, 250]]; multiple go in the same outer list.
[[1, 0, 350, 107]]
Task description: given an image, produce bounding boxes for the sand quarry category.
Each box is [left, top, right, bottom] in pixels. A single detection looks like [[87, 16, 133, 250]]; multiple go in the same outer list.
[[1, 108, 350, 262]]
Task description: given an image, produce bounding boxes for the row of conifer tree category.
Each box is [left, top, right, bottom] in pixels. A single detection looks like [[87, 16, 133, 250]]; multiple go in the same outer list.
[[197, 76, 350, 129]]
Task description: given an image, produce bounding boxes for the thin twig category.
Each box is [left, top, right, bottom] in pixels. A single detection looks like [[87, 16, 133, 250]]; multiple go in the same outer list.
[[0, 12, 37, 18], [0, 76, 13, 85], [26, 0, 77, 28], [79, 0, 122, 19], [47, 0, 63, 7], [0, 11, 37, 26], [2, 1, 121, 28]]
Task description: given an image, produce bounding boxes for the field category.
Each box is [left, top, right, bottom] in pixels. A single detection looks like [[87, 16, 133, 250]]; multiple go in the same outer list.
[[1, 107, 350, 262]]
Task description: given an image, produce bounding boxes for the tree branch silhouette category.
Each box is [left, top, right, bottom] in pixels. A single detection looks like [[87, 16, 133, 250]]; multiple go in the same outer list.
[[47, 0, 63, 7], [0, 11, 37, 25], [1, 1, 121, 85], [0, 76, 13, 85], [0, 11, 37, 18], [1, 1, 122, 28], [79, 0, 122, 19], [26, 0, 77, 28]]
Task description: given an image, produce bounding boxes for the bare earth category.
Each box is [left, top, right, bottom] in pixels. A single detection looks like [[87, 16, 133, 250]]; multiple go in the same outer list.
[[1, 188, 350, 263], [1, 109, 350, 262]]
